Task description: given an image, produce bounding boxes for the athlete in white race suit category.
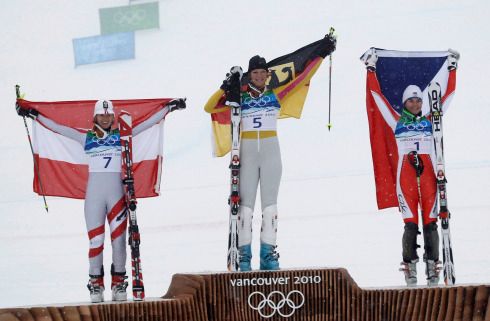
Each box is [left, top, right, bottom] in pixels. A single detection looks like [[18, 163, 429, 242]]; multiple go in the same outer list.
[[204, 35, 336, 271], [17, 98, 185, 302]]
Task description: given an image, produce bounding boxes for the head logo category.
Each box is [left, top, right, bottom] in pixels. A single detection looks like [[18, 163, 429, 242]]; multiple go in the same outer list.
[[247, 290, 305, 318]]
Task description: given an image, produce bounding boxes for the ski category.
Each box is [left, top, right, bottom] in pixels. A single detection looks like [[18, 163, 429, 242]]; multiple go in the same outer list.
[[118, 111, 145, 300], [226, 67, 243, 271], [428, 81, 456, 285]]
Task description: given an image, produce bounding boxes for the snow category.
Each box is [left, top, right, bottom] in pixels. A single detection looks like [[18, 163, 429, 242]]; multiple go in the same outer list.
[[1, 0, 489, 308]]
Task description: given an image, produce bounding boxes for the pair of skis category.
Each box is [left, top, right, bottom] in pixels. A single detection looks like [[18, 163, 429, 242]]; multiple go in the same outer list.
[[427, 82, 456, 286], [118, 112, 145, 300], [225, 67, 243, 272]]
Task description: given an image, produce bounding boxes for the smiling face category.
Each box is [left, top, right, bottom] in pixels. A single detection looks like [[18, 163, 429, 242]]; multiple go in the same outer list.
[[404, 98, 423, 115], [249, 69, 270, 89], [94, 113, 114, 129]]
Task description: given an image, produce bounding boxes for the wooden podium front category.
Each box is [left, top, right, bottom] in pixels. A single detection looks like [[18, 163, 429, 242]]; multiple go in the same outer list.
[[1, 268, 489, 321]]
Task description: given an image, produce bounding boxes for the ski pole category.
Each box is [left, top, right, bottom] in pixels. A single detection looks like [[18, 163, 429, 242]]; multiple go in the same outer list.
[[327, 27, 335, 131], [16, 85, 49, 213]]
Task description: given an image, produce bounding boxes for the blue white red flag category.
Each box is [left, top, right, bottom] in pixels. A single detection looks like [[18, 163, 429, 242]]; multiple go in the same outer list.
[[361, 49, 457, 209]]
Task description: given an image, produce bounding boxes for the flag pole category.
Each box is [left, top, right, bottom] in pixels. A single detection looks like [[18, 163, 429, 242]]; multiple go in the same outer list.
[[16, 85, 49, 213], [327, 27, 335, 131]]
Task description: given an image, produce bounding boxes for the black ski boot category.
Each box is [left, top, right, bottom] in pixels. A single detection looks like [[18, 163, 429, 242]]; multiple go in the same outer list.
[[400, 222, 420, 286], [423, 222, 441, 286]]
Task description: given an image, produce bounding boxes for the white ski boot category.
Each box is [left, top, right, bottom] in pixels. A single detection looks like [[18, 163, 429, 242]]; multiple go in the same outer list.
[[425, 259, 441, 286], [87, 276, 104, 303], [400, 259, 418, 287], [111, 274, 128, 301]]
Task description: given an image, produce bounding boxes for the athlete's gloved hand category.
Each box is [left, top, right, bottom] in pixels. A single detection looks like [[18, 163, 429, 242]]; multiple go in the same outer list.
[[362, 48, 378, 71], [220, 75, 231, 92], [407, 151, 424, 176], [447, 48, 460, 71], [225, 81, 241, 107], [167, 98, 186, 112], [315, 34, 337, 58], [220, 66, 243, 92], [16, 103, 38, 119]]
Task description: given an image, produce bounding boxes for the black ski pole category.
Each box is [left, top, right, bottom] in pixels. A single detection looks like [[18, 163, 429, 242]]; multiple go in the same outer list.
[[16, 85, 49, 213], [327, 27, 335, 131]]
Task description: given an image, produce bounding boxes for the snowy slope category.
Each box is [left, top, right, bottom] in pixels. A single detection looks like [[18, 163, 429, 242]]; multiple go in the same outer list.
[[0, 0, 489, 308]]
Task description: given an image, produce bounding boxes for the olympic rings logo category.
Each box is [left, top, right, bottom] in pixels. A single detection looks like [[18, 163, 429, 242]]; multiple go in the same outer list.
[[402, 120, 430, 131], [113, 9, 147, 26], [91, 134, 118, 146], [248, 290, 305, 318], [243, 95, 272, 108]]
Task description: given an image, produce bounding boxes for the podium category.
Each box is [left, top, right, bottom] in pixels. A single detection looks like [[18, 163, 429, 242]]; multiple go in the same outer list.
[[1, 268, 489, 321]]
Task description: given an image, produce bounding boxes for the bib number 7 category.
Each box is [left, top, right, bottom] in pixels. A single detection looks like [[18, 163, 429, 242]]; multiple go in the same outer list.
[[103, 156, 112, 168]]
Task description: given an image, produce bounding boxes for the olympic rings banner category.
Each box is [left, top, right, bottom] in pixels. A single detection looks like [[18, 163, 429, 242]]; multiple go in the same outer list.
[[99, 2, 159, 34], [360, 49, 457, 210]]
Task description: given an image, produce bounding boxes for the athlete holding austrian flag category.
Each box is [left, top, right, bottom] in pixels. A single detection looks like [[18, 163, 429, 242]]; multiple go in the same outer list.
[[16, 97, 185, 302]]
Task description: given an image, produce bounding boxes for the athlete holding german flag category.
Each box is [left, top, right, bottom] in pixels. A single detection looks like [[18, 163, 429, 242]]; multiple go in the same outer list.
[[204, 33, 336, 271]]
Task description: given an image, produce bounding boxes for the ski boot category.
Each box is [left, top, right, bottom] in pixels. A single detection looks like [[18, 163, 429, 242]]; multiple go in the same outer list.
[[425, 259, 441, 286], [238, 244, 252, 271], [422, 223, 440, 286], [399, 259, 418, 287], [87, 275, 105, 303], [259, 243, 280, 270], [111, 266, 128, 301]]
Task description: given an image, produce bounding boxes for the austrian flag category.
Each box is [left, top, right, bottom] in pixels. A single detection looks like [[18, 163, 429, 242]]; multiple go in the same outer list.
[[17, 98, 174, 199]]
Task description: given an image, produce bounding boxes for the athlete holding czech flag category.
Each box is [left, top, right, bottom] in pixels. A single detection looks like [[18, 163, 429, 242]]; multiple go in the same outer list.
[[363, 49, 459, 286], [16, 98, 185, 302]]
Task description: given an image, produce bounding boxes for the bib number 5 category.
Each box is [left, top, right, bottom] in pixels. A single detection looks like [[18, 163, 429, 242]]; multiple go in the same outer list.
[[253, 117, 262, 128]]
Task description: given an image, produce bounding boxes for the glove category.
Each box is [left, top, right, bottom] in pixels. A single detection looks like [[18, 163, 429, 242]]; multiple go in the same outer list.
[[220, 66, 243, 91], [447, 48, 460, 71], [167, 98, 186, 112], [362, 48, 378, 71], [225, 74, 241, 106], [220, 75, 231, 92], [407, 151, 424, 176], [16, 103, 38, 119], [315, 34, 337, 58]]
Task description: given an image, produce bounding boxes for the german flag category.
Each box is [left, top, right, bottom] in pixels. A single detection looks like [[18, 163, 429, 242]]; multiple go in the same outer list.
[[205, 36, 335, 157]]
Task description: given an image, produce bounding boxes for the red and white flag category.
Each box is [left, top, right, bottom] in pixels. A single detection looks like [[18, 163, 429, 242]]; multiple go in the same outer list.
[[17, 98, 173, 199]]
